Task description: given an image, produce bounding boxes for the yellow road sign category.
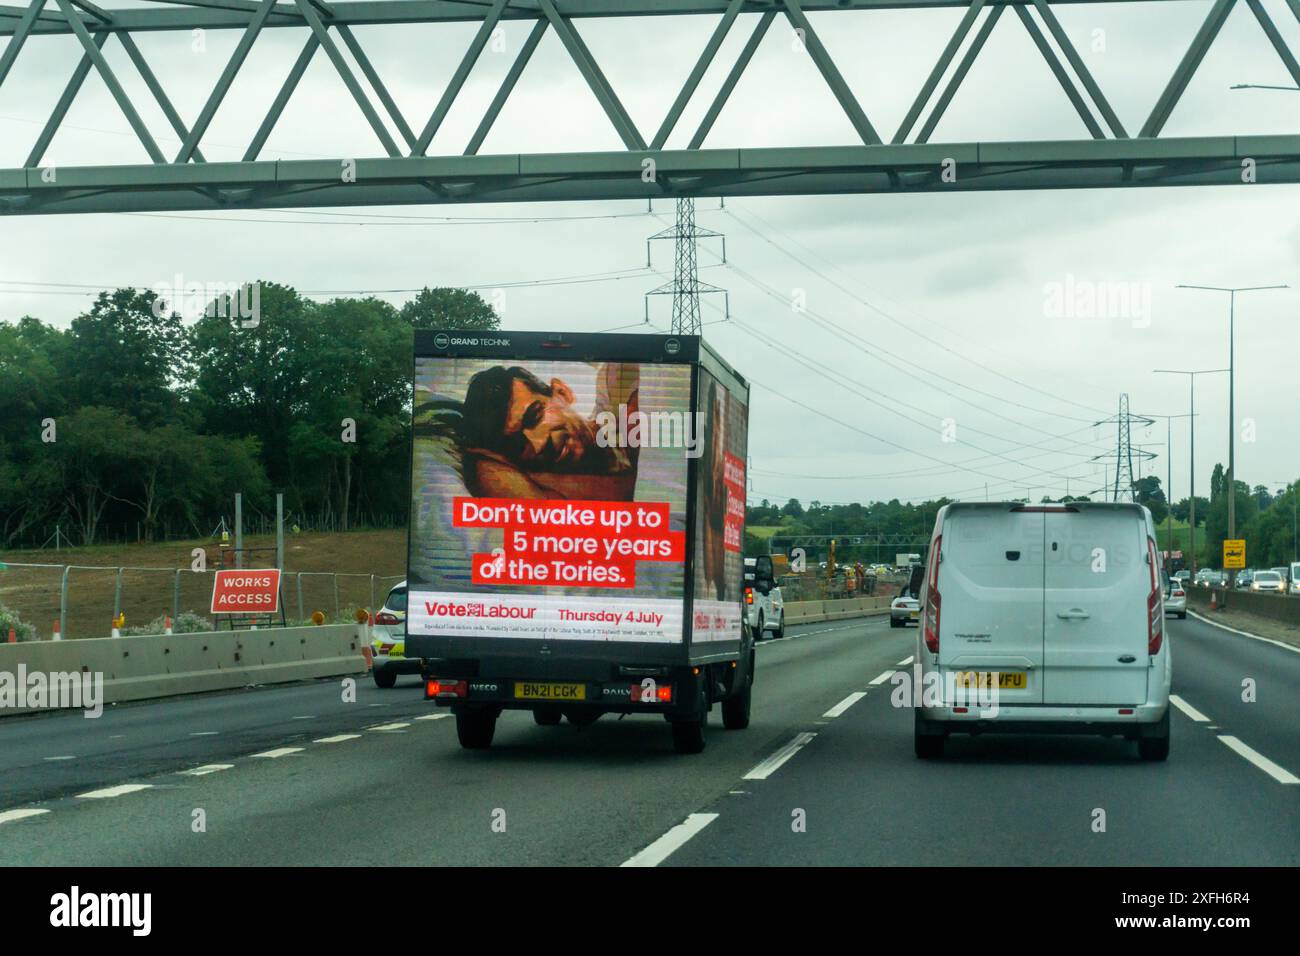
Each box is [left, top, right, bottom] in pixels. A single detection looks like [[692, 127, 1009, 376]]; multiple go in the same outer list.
[[1223, 539, 1246, 569]]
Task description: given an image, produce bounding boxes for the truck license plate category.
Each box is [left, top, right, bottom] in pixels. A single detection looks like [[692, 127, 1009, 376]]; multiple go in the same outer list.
[[514, 682, 586, 701]]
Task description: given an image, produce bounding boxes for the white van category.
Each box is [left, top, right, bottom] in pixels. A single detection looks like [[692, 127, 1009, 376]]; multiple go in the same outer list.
[[913, 501, 1171, 761]]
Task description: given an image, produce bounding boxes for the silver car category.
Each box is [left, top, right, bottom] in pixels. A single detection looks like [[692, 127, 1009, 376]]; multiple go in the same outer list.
[[1251, 570, 1285, 593]]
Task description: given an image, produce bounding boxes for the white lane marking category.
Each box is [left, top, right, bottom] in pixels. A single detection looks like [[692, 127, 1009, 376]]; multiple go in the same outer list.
[[108, 735, 125, 739], [43, 755, 76, 762], [1169, 695, 1211, 723], [743, 732, 817, 781], [869, 670, 897, 686], [251, 747, 303, 759], [291, 715, 316, 720], [314, 734, 361, 744], [181, 764, 233, 776], [413, 713, 449, 721], [77, 784, 153, 799], [190, 731, 218, 737], [897, 655, 914, 666], [369, 722, 410, 731], [620, 813, 719, 867], [823, 691, 867, 719], [1185, 611, 1300, 654], [0, 809, 51, 824], [1218, 736, 1300, 785]]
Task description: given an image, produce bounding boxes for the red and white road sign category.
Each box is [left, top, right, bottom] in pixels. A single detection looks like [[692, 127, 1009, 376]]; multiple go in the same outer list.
[[210, 569, 281, 614]]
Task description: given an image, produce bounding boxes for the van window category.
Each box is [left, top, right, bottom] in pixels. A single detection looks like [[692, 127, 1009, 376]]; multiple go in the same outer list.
[[1045, 509, 1144, 590], [944, 509, 1043, 589]]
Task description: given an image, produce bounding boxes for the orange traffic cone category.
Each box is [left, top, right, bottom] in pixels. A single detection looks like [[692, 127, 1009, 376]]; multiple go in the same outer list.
[[361, 645, 374, 671], [7, 628, 15, 644], [164, 616, 173, 636], [1210, 590, 1218, 611], [52, 619, 61, 641]]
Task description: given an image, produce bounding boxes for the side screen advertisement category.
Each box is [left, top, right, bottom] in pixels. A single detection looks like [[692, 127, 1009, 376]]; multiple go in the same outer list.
[[692, 368, 748, 642], [408, 356, 693, 643]]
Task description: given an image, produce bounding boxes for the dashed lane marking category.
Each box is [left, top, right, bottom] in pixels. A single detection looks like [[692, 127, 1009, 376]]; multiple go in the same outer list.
[[823, 691, 867, 719], [620, 813, 719, 868], [77, 784, 153, 799], [1218, 736, 1300, 785], [743, 732, 817, 781], [1169, 695, 1211, 723]]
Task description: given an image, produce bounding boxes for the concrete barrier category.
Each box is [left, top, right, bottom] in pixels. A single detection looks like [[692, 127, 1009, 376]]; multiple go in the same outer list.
[[784, 596, 891, 626], [1187, 586, 1300, 625], [0, 624, 367, 716]]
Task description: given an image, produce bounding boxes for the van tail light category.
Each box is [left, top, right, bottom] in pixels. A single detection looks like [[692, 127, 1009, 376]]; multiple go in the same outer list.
[[923, 535, 942, 654], [1146, 538, 1163, 656], [745, 587, 753, 605]]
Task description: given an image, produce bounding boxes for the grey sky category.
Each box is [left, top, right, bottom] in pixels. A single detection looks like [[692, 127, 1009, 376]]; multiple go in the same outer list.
[[2, 2, 1298, 506]]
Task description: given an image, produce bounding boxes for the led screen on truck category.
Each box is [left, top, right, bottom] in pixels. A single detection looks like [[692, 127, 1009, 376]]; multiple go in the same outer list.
[[691, 367, 748, 642], [408, 356, 693, 643]]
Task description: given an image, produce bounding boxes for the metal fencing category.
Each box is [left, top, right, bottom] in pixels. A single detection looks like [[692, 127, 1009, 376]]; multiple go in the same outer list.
[[0, 562, 404, 641]]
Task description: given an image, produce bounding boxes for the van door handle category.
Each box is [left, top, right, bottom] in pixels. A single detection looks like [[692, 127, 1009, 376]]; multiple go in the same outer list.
[[1056, 609, 1090, 620]]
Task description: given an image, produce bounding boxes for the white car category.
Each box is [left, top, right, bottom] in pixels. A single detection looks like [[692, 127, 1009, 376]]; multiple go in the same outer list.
[[913, 501, 1171, 761], [1164, 580, 1187, 619], [890, 592, 920, 627], [743, 555, 785, 639], [1292, 563, 1300, 595], [369, 581, 421, 688], [1250, 570, 1285, 593]]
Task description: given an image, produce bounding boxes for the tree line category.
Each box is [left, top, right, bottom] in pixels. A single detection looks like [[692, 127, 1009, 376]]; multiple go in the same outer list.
[[0, 284, 498, 548]]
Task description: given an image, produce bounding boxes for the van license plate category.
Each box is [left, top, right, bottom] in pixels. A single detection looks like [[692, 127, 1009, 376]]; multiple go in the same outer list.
[[954, 671, 1026, 690], [514, 682, 586, 701]]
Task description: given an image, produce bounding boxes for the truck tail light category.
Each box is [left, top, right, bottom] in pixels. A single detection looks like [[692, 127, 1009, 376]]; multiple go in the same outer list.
[[426, 678, 467, 699], [375, 611, 401, 626], [1146, 538, 1163, 656], [632, 684, 673, 703]]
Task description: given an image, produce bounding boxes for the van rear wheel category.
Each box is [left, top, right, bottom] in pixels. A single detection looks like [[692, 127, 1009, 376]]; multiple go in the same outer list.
[[1138, 709, 1170, 762], [914, 711, 945, 759]]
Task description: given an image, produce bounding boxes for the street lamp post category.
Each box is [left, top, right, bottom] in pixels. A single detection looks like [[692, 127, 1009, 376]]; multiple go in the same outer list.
[[1137, 413, 1197, 566], [1176, 284, 1288, 543], [1153, 369, 1229, 577]]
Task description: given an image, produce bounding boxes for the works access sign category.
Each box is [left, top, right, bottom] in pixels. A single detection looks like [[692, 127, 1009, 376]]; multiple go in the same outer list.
[[210, 569, 281, 614]]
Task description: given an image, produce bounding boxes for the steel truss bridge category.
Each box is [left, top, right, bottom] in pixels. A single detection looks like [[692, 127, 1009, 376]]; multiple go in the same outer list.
[[2, 0, 1299, 215]]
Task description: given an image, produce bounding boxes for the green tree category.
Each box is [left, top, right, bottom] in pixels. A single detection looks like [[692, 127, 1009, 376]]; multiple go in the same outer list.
[[400, 288, 499, 331], [59, 290, 190, 427]]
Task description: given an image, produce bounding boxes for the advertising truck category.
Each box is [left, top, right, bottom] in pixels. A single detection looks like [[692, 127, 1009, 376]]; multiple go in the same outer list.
[[405, 330, 753, 754]]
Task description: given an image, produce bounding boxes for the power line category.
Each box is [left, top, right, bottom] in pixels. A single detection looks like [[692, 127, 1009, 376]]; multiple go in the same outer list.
[[723, 203, 1114, 415]]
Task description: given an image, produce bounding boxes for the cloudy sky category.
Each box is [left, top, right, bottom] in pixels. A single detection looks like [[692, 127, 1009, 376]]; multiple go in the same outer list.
[[2, 0, 1298, 507]]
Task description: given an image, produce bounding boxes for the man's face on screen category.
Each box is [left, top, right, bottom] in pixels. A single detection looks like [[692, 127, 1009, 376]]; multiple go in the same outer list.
[[503, 376, 597, 471]]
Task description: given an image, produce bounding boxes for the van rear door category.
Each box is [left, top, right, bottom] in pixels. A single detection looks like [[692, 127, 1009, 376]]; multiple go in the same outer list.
[[937, 505, 1044, 704], [1042, 505, 1150, 705]]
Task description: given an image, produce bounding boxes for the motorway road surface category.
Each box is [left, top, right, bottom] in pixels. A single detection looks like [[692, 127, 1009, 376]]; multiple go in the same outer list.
[[0, 614, 1296, 866]]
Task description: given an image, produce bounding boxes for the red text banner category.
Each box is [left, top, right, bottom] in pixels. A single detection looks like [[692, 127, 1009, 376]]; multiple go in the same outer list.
[[723, 452, 745, 554], [453, 497, 685, 589]]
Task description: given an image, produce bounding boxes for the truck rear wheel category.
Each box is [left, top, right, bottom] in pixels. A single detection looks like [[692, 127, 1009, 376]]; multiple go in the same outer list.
[[671, 719, 706, 754], [456, 709, 497, 749], [722, 661, 753, 730]]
